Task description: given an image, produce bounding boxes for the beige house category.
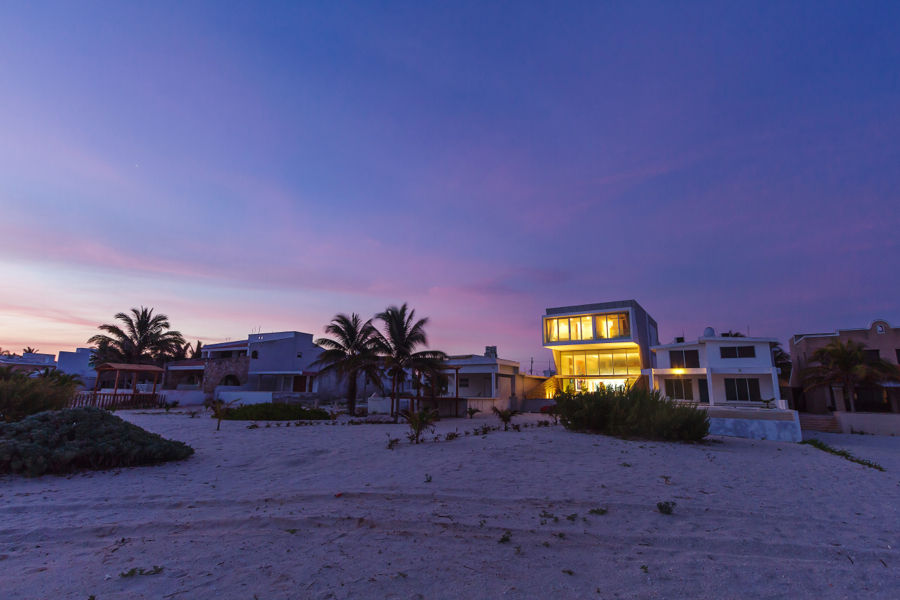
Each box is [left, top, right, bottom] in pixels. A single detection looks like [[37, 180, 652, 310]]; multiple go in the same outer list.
[[790, 319, 900, 416]]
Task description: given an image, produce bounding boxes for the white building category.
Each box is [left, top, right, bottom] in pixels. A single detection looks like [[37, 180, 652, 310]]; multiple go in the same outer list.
[[441, 346, 548, 413], [644, 327, 786, 409], [57, 348, 95, 388]]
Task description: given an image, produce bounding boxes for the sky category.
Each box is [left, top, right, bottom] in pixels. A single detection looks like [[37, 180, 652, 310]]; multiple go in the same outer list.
[[1, 1, 898, 369]]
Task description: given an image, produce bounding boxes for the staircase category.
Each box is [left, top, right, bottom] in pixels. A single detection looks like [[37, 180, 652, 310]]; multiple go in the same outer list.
[[798, 413, 842, 433]]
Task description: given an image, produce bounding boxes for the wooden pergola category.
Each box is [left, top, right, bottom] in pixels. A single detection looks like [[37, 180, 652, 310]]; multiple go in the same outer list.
[[71, 363, 165, 410]]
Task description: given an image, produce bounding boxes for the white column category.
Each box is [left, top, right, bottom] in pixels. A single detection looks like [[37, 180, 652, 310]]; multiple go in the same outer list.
[[771, 369, 784, 409], [706, 370, 715, 406], [649, 370, 655, 392]]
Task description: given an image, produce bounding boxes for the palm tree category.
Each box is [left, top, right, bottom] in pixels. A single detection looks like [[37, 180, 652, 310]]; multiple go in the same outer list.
[[22, 346, 38, 355], [88, 307, 186, 365], [313, 313, 382, 416], [802, 340, 900, 412], [771, 342, 792, 382], [373, 303, 447, 420]]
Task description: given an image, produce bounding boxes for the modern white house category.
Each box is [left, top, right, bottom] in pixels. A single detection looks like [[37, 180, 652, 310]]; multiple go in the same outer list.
[[543, 300, 659, 393], [645, 327, 786, 409], [643, 327, 800, 441], [56, 347, 95, 389]]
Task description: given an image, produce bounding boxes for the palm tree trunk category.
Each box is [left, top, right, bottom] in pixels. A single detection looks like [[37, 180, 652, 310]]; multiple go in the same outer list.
[[391, 374, 398, 422], [347, 372, 358, 417], [844, 378, 856, 412]]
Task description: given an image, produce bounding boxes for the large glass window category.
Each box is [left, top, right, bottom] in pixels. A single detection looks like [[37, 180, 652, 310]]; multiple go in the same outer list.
[[558, 319, 570, 341], [544, 313, 630, 343], [720, 346, 756, 359], [581, 316, 593, 339], [664, 379, 693, 400], [586, 354, 599, 375], [626, 352, 642, 374], [573, 354, 586, 375], [724, 378, 762, 401], [669, 350, 700, 368], [612, 353, 627, 375], [597, 352, 613, 374]]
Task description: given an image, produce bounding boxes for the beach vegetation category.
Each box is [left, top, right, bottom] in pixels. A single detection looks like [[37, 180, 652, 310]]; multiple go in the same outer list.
[[554, 387, 709, 442], [399, 406, 439, 444], [0, 367, 80, 422], [0, 407, 193, 477], [217, 403, 329, 423]]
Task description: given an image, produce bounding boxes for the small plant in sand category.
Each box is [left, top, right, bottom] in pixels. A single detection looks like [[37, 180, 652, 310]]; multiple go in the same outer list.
[[209, 397, 240, 431], [119, 565, 163, 578], [498, 530, 512, 544], [162, 400, 179, 413], [399, 407, 439, 444], [656, 501, 676, 515], [445, 430, 460, 441], [424, 473, 432, 483], [588, 507, 608, 516], [386, 435, 400, 450], [466, 407, 481, 419], [492, 406, 520, 431]]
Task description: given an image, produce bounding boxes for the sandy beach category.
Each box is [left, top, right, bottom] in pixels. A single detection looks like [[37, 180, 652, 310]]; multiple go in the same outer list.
[[1, 410, 898, 599]]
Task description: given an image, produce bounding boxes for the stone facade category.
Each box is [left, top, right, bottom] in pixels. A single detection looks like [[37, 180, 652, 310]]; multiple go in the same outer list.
[[202, 356, 250, 397]]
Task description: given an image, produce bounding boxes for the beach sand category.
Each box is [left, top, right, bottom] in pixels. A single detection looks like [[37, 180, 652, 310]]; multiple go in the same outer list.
[[1, 410, 898, 599]]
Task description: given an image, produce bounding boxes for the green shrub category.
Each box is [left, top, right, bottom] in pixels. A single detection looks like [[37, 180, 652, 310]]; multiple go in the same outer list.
[[0, 407, 194, 477], [219, 403, 330, 421], [554, 387, 709, 442], [399, 407, 439, 444], [0, 368, 78, 422]]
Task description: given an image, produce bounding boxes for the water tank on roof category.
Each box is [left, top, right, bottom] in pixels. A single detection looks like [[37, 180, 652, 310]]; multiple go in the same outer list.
[[703, 326, 716, 337]]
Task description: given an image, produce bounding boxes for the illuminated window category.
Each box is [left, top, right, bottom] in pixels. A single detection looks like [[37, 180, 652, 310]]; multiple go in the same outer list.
[[597, 352, 613, 374], [571, 318, 582, 340], [586, 353, 599, 375], [545, 320, 558, 342], [558, 319, 570, 341], [574, 354, 586, 375], [612, 353, 627, 375], [626, 352, 642, 374], [581, 316, 593, 339]]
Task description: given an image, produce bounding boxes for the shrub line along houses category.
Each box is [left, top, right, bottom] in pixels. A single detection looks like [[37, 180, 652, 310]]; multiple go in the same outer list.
[[21, 298, 900, 438]]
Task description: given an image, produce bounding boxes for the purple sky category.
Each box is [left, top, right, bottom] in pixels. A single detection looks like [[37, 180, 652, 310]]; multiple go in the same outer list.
[[1, 2, 898, 367]]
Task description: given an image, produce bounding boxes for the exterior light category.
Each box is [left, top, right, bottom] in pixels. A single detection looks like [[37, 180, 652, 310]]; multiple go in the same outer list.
[[672, 368, 685, 375]]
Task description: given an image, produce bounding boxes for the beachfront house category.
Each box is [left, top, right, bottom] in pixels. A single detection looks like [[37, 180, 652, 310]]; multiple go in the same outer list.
[[441, 347, 548, 413], [542, 300, 659, 394], [163, 331, 342, 405], [645, 328, 786, 408]]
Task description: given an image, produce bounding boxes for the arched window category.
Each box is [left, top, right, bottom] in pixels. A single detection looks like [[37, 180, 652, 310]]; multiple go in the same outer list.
[[221, 374, 240, 386], [251, 350, 259, 359]]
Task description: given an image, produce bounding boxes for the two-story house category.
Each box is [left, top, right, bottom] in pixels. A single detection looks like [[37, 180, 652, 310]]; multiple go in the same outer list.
[[645, 327, 786, 409]]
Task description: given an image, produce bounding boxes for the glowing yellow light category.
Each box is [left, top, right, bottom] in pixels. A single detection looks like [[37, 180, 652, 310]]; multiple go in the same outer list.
[[672, 368, 686, 375]]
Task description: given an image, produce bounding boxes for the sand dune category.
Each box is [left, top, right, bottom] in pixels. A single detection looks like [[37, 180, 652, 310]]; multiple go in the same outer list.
[[1, 411, 898, 599]]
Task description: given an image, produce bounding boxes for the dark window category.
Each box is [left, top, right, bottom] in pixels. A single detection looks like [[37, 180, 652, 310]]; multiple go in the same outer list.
[[721, 346, 755, 359], [698, 379, 709, 403], [668, 350, 700, 368], [863, 349, 880, 362], [664, 379, 693, 400], [296, 352, 303, 358], [251, 350, 258, 359], [459, 377, 469, 387], [724, 378, 762, 401]]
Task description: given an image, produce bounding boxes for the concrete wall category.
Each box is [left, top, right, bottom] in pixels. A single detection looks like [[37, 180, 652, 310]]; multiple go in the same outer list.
[[158, 389, 205, 406], [217, 391, 274, 405], [203, 356, 250, 396], [834, 411, 900, 435], [706, 407, 801, 442]]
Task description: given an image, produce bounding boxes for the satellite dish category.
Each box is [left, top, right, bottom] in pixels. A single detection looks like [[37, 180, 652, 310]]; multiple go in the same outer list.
[[703, 326, 715, 337]]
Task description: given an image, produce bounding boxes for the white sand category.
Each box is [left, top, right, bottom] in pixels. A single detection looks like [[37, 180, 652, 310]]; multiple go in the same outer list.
[[1, 411, 898, 599]]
